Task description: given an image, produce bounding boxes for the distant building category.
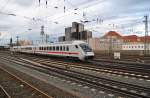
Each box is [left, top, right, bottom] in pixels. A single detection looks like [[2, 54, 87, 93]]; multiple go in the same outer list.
[[88, 31, 123, 53], [72, 22, 84, 32], [65, 27, 72, 41], [18, 40, 31, 46], [58, 36, 65, 42], [88, 38, 100, 50], [99, 31, 123, 53], [64, 22, 92, 41], [89, 31, 150, 55], [122, 35, 150, 55]]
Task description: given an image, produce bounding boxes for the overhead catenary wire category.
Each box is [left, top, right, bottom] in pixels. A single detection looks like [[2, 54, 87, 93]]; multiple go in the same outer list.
[[0, 0, 11, 11]]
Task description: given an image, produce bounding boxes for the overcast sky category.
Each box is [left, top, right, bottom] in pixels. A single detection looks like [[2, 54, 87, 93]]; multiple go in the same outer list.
[[0, 0, 150, 44]]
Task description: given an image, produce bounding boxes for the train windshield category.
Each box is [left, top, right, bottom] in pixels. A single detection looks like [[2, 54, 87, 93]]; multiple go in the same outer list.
[[79, 44, 92, 52]]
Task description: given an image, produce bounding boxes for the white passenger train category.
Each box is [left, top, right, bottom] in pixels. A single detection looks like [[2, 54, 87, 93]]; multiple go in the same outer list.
[[10, 41, 94, 61]]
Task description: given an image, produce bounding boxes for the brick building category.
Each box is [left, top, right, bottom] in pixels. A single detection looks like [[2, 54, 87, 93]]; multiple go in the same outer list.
[[89, 31, 150, 55]]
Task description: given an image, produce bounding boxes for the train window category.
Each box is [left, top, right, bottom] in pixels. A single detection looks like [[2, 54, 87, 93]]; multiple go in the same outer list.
[[47, 47, 49, 50], [50, 47, 52, 50], [75, 45, 78, 48], [63, 46, 65, 51], [53, 46, 55, 51], [56, 46, 59, 51], [48, 47, 51, 50], [66, 46, 69, 51], [60, 46, 62, 51]]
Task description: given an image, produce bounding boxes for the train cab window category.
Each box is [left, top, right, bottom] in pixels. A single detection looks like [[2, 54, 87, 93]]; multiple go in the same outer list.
[[60, 46, 62, 51], [75, 45, 78, 48], [47, 47, 49, 50], [53, 46, 55, 51], [63, 46, 65, 51], [66, 46, 69, 51], [79, 44, 92, 52], [56, 46, 59, 51]]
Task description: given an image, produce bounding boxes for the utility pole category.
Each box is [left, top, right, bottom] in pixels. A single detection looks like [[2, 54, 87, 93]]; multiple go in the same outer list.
[[16, 36, 19, 46], [143, 15, 149, 55], [109, 36, 113, 56], [16, 36, 19, 51], [46, 34, 49, 43], [40, 25, 45, 43], [10, 37, 12, 47]]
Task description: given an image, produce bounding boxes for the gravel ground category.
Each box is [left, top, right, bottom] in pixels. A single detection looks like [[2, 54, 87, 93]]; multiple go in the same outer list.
[[0, 59, 81, 98], [0, 57, 124, 98], [0, 68, 45, 98]]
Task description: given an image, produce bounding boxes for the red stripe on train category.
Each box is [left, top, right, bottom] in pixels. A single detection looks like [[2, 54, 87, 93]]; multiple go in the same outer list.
[[47, 52, 79, 55]]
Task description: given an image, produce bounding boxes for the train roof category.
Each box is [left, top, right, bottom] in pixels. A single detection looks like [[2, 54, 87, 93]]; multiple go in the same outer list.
[[38, 40, 86, 46], [13, 41, 87, 48]]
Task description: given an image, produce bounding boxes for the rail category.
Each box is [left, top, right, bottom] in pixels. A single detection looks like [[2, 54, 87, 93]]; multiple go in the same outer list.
[[0, 67, 52, 98]]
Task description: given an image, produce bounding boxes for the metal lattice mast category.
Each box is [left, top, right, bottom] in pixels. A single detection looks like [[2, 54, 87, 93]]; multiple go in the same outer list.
[[143, 15, 149, 55]]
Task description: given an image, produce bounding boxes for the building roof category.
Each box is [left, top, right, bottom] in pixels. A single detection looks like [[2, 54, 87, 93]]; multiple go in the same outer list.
[[139, 36, 150, 42], [103, 31, 122, 38], [102, 31, 150, 43], [122, 35, 138, 42]]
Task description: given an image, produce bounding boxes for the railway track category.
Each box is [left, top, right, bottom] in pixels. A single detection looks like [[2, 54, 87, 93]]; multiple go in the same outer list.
[[12, 53, 150, 81], [0, 85, 11, 98], [0, 65, 52, 98], [1, 55, 150, 98], [90, 59, 150, 76]]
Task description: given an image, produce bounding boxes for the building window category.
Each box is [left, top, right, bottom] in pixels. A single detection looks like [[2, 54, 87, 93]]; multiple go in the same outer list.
[[141, 46, 144, 48], [138, 46, 140, 48]]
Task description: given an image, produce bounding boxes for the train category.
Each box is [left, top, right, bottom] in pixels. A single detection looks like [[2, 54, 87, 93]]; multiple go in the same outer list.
[[10, 41, 94, 61]]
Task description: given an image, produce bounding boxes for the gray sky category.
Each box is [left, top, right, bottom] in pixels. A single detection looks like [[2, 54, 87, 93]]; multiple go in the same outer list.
[[0, 0, 150, 44]]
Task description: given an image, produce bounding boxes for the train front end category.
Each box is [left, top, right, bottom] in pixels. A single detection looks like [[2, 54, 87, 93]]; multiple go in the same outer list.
[[79, 43, 94, 60]]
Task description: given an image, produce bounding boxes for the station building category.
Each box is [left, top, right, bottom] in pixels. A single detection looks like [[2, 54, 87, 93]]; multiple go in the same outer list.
[[89, 31, 123, 53], [88, 31, 150, 55]]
